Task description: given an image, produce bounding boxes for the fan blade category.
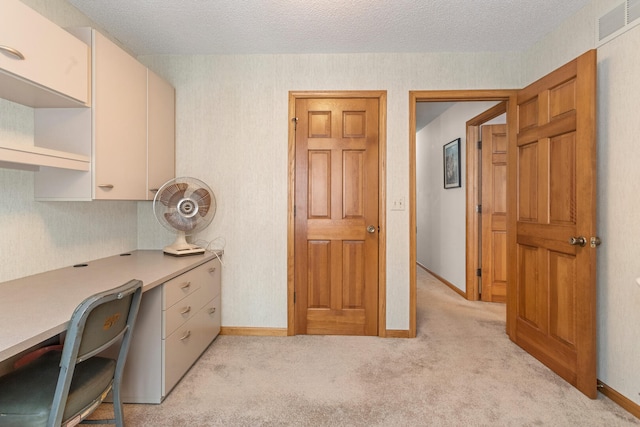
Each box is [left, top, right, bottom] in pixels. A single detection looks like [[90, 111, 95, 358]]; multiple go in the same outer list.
[[164, 211, 198, 232], [191, 188, 212, 217], [158, 183, 188, 207]]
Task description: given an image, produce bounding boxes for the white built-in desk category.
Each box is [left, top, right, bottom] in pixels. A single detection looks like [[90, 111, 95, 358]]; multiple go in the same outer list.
[[0, 250, 222, 402]]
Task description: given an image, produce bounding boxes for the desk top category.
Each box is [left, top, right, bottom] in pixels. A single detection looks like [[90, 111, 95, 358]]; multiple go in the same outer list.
[[0, 250, 219, 361]]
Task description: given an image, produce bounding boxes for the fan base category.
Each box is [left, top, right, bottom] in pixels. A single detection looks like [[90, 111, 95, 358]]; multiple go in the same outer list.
[[163, 246, 205, 257]]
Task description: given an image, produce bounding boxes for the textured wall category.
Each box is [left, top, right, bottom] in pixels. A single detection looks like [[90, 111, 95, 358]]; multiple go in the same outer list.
[[137, 53, 521, 329], [416, 102, 499, 292]]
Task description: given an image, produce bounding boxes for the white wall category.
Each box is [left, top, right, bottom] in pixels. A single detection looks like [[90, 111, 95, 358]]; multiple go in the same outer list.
[[136, 54, 521, 329], [416, 102, 499, 292], [522, 0, 640, 406]]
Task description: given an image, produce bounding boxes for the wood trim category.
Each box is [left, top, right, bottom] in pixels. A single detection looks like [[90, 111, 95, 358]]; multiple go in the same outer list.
[[220, 327, 288, 337], [409, 90, 517, 337], [598, 380, 640, 419], [385, 330, 410, 338], [287, 92, 296, 336], [288, 90, 387, 337], [465, 101, 508, 301], [417, 262, 466, 299], [465, 123, 481, 301]]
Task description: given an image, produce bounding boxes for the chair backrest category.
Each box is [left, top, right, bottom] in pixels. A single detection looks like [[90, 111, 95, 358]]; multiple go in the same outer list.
[[49, 279, 143, 426]]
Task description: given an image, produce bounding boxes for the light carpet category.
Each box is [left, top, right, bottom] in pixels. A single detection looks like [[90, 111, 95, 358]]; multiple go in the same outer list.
[[91, 268, 639, 426]]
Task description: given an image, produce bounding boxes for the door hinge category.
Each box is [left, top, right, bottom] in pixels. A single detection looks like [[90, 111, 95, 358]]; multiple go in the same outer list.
[[293, 291, 296, 303], [477, 140, 482, 149], [292, 117, 298, 130], [476, 268, 482, 277], [476, 205, 482, 213], [294, 205, 296, 217]]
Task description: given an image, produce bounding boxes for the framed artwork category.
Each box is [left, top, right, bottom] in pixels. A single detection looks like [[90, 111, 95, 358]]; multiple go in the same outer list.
[[443, 138, 461, 189]]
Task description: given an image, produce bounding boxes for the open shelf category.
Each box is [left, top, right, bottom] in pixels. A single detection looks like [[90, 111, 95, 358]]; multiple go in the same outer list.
[[0, 142, 90, 171]]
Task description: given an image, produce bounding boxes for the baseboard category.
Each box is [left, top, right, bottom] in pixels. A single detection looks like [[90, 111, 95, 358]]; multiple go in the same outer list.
[[219, 327, 288, 337], [598, 380, 640, 419], [385, 329, 411, 338], [417, 262, 467, 299]]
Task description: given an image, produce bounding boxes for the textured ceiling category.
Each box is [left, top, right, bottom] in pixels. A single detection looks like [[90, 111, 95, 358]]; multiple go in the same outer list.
[[66, 0, 592, 56]]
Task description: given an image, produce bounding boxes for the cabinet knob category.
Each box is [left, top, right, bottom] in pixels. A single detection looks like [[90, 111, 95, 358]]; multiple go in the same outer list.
[[209, 307, 216, 315], [208, 267, 216, 273]]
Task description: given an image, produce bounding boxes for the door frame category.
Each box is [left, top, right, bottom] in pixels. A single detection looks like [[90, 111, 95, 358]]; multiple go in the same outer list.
[[409, 90, 517, 338], [288, 90, 388, 336], [465, 102, 508, 301]]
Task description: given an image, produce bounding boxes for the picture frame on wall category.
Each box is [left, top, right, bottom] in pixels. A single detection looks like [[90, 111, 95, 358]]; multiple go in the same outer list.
[[443, 138, 461, 189]]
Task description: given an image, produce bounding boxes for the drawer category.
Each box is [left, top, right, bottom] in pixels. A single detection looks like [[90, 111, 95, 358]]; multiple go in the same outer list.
[[200, 258, 221, 304], [163, 287, 203, 339], [163, 295, 221, 396], [163, 264, 206, 309], [202, 295, 222, 341]]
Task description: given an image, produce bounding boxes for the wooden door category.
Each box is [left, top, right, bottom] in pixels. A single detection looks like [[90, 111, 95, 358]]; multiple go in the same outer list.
[[294, 97, 379, 335], [508, 50, 598, 398], [481, 124, 507, 303]]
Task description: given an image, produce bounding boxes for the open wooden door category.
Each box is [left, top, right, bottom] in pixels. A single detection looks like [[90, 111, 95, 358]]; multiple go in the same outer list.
[[481, 124, 508, 303], [507, 50, 598, 398]]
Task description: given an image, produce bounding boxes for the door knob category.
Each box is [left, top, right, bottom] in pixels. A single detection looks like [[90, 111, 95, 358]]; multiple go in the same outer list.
[[367, 225, 376, 234], [568, 236, 587, 247]]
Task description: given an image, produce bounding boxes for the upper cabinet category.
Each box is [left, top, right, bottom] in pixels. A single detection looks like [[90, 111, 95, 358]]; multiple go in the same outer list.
[[0, 0, 89, 107], [147, 69, 176, 200], [92, 29, 148, 200], [33, 28, 175, 201]]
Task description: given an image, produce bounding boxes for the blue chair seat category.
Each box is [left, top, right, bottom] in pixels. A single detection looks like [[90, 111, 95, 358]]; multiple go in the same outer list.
[[0, 350, 116, 426]]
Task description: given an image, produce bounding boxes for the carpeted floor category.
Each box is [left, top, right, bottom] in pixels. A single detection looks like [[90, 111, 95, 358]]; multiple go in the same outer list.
[[91, 268, 639, 426]]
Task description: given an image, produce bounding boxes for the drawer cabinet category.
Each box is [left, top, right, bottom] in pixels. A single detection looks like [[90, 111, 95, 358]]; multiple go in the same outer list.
[[118, 256, 222, 403]]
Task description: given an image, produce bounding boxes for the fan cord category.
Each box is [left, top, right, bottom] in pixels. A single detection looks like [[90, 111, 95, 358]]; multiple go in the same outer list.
[[194, 236, 226, 266]]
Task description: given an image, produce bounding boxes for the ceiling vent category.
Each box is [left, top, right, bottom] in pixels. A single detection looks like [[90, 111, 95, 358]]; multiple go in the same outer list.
[[597, 0, 640, 45]]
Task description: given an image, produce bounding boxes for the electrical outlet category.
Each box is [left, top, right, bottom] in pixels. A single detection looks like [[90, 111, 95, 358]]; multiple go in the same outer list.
[[391, 197, 405, 211]]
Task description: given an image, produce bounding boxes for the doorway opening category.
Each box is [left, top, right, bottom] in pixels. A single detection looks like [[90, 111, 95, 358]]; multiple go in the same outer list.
[[408, 90, 516, 337]]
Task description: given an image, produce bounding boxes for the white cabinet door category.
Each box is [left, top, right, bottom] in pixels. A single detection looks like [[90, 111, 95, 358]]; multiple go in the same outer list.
[[0, 0, 89, 106], [93, 30, 147, 200], [147, 69, 176, 199]]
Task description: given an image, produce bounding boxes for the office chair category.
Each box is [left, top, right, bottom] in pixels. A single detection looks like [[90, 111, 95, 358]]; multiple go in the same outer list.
[[0, 279, 143, 427]]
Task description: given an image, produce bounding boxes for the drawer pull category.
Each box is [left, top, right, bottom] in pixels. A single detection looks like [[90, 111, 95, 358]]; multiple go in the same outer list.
[[208, 267, 216, 273], [0, 45, 26, 60], [180, 330, 191, 340], [209, 307, 216, 315], [180, 306, 192, 315], [98, 184, 114, 189], [181, 282, 191, 290]]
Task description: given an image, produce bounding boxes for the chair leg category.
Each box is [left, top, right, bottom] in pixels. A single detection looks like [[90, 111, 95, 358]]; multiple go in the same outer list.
[[113, 386, 124, 427]]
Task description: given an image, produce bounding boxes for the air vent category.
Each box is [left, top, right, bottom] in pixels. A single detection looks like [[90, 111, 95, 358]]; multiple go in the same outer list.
[[597, 0, 640, 45], [629, 0, 640, 23], [598, 3, 625, 40]]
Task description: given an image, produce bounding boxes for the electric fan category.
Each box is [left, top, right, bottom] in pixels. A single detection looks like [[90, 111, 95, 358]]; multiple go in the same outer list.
[[153, 177, 216, 256]]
